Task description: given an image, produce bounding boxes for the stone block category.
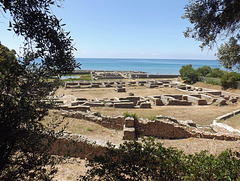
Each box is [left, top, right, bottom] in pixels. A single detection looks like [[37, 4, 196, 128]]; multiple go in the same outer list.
[[155, 99, 164, 106], [115, 87, 126, 92], [123, 126, 135, 140], [187, 95, 207, 105], [125, 117, 135, 127], [140, 102, 151, 108], [114, 102, 135, 108]]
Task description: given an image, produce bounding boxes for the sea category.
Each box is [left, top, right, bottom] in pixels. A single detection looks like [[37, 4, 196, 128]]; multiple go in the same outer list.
[[76, 58, 221, 75]]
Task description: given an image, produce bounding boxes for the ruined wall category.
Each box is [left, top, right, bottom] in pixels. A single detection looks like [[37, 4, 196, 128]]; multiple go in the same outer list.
[[135, 120, 191, 139], [46, 134, 107, 159], [61, 111, 124, 130]]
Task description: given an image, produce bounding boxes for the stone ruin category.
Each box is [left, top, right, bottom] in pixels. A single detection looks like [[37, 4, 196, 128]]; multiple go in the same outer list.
[[92, 71, 124, 80], [54, 87, 239, 110], [115, 85, 126, 92], [64, 79, 173, 89], [56, 109, 240, 141]]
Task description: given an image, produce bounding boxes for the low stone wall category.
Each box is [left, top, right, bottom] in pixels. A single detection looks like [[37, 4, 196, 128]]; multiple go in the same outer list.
[[58, 105, 90, 112], [58, 109, 240, 141], [191, 131, 240, 141], [114, 102, 135, 108], [47, 133, 107, 159], [61, 111, 124, 130], [148, 74, 179, 78], [135, 120, 191, 139], [215, 109, 240, 121], [187, 95, 207, 105]]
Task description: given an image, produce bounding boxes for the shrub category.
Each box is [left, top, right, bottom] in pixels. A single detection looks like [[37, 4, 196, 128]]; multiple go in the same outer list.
[[179, 64, 199, 84], [80, 138, 240, 180], [81, 138, 185, 180], [207, 68, 226, 78], [184, 150, 240, 180], [196, 65, 212, 76], [221, 72, 240, 89]]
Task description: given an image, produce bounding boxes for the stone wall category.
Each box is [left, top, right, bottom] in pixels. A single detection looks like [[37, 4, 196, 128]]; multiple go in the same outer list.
[[135, 120, 191, 139], [58, 109, 240, 141], [46, 133, 107, 159], [61, 111, 125, 130]]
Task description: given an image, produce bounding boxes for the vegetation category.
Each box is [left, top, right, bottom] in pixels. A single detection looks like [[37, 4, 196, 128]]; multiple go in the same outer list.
[[123, 112, 138, 121], [221, 72, 240, 89], [0, 44, 60, 180], [61, 74, 92, 81], [87, 127, 93, 132], [200, 77, 221, 86], [179, 64, 199, 84], [148, 115, 157, 121], [183, 0, 240, 71], [0, 0, 79, 179], [179, 64, 240, 89], [196, 65, 212, 77], [81, 138, 240, 180], [207, 68, 226, 78], [0, 0, 79, 73]]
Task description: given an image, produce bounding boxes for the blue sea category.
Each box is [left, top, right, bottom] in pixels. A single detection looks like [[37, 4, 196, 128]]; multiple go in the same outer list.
[[76, 58, 221, 75]]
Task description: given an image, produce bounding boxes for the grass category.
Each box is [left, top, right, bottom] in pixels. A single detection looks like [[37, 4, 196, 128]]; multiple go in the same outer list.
[[148, 115, 157, 120], [92, 105, 240, 126], [86, 127, 93, 132], [61, 74, 92, 81], [222, 114, 240, 129]]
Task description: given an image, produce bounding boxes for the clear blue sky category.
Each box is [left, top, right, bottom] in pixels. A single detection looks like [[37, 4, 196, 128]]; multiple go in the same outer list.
[[0, 0, 217, 59]]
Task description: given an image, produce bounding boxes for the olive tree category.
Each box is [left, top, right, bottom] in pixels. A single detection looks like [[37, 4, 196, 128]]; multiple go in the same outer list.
[[183, 0, 240, 71], [0, 0, 79, 179]]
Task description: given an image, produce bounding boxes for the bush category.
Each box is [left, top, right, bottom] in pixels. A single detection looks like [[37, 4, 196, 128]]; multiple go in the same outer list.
[[207, 68, 226, 78], [81, 138, 185, 180], [196, 65, 212, 76], [221, 72, 240, 89], [81, 138, 240, 180], [184, 150, 240, 180], [179, 65, 199, 84]]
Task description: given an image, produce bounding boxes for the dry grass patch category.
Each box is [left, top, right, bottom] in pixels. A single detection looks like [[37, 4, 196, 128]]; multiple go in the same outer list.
[[55, 86, 184, 100], [223, 114, 240, 129], [92, 104, 240, 126], [194, 82, 240, 94], [43, 111, 123, 145]]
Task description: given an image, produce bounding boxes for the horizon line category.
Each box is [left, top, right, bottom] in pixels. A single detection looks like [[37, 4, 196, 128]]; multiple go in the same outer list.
[[75, 57, 217, 61]]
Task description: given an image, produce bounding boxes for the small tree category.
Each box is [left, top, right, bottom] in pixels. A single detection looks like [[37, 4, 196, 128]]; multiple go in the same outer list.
[[179, 64, 199, 84]]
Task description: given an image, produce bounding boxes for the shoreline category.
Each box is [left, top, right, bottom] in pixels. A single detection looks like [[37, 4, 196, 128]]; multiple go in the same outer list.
[[70, 70, 180, 79]]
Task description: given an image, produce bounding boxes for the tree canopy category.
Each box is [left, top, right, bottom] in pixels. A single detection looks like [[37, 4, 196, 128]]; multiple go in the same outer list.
[[183, 0, 240, 71], [0, 0, 80, 73], [0, 0, 79, 179]]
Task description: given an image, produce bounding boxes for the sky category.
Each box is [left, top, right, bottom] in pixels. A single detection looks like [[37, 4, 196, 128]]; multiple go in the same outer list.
[[0, 0, 218, 60]]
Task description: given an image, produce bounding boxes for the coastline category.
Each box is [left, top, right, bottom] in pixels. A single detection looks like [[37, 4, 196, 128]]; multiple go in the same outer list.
[[76, 58, 220, 75]]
